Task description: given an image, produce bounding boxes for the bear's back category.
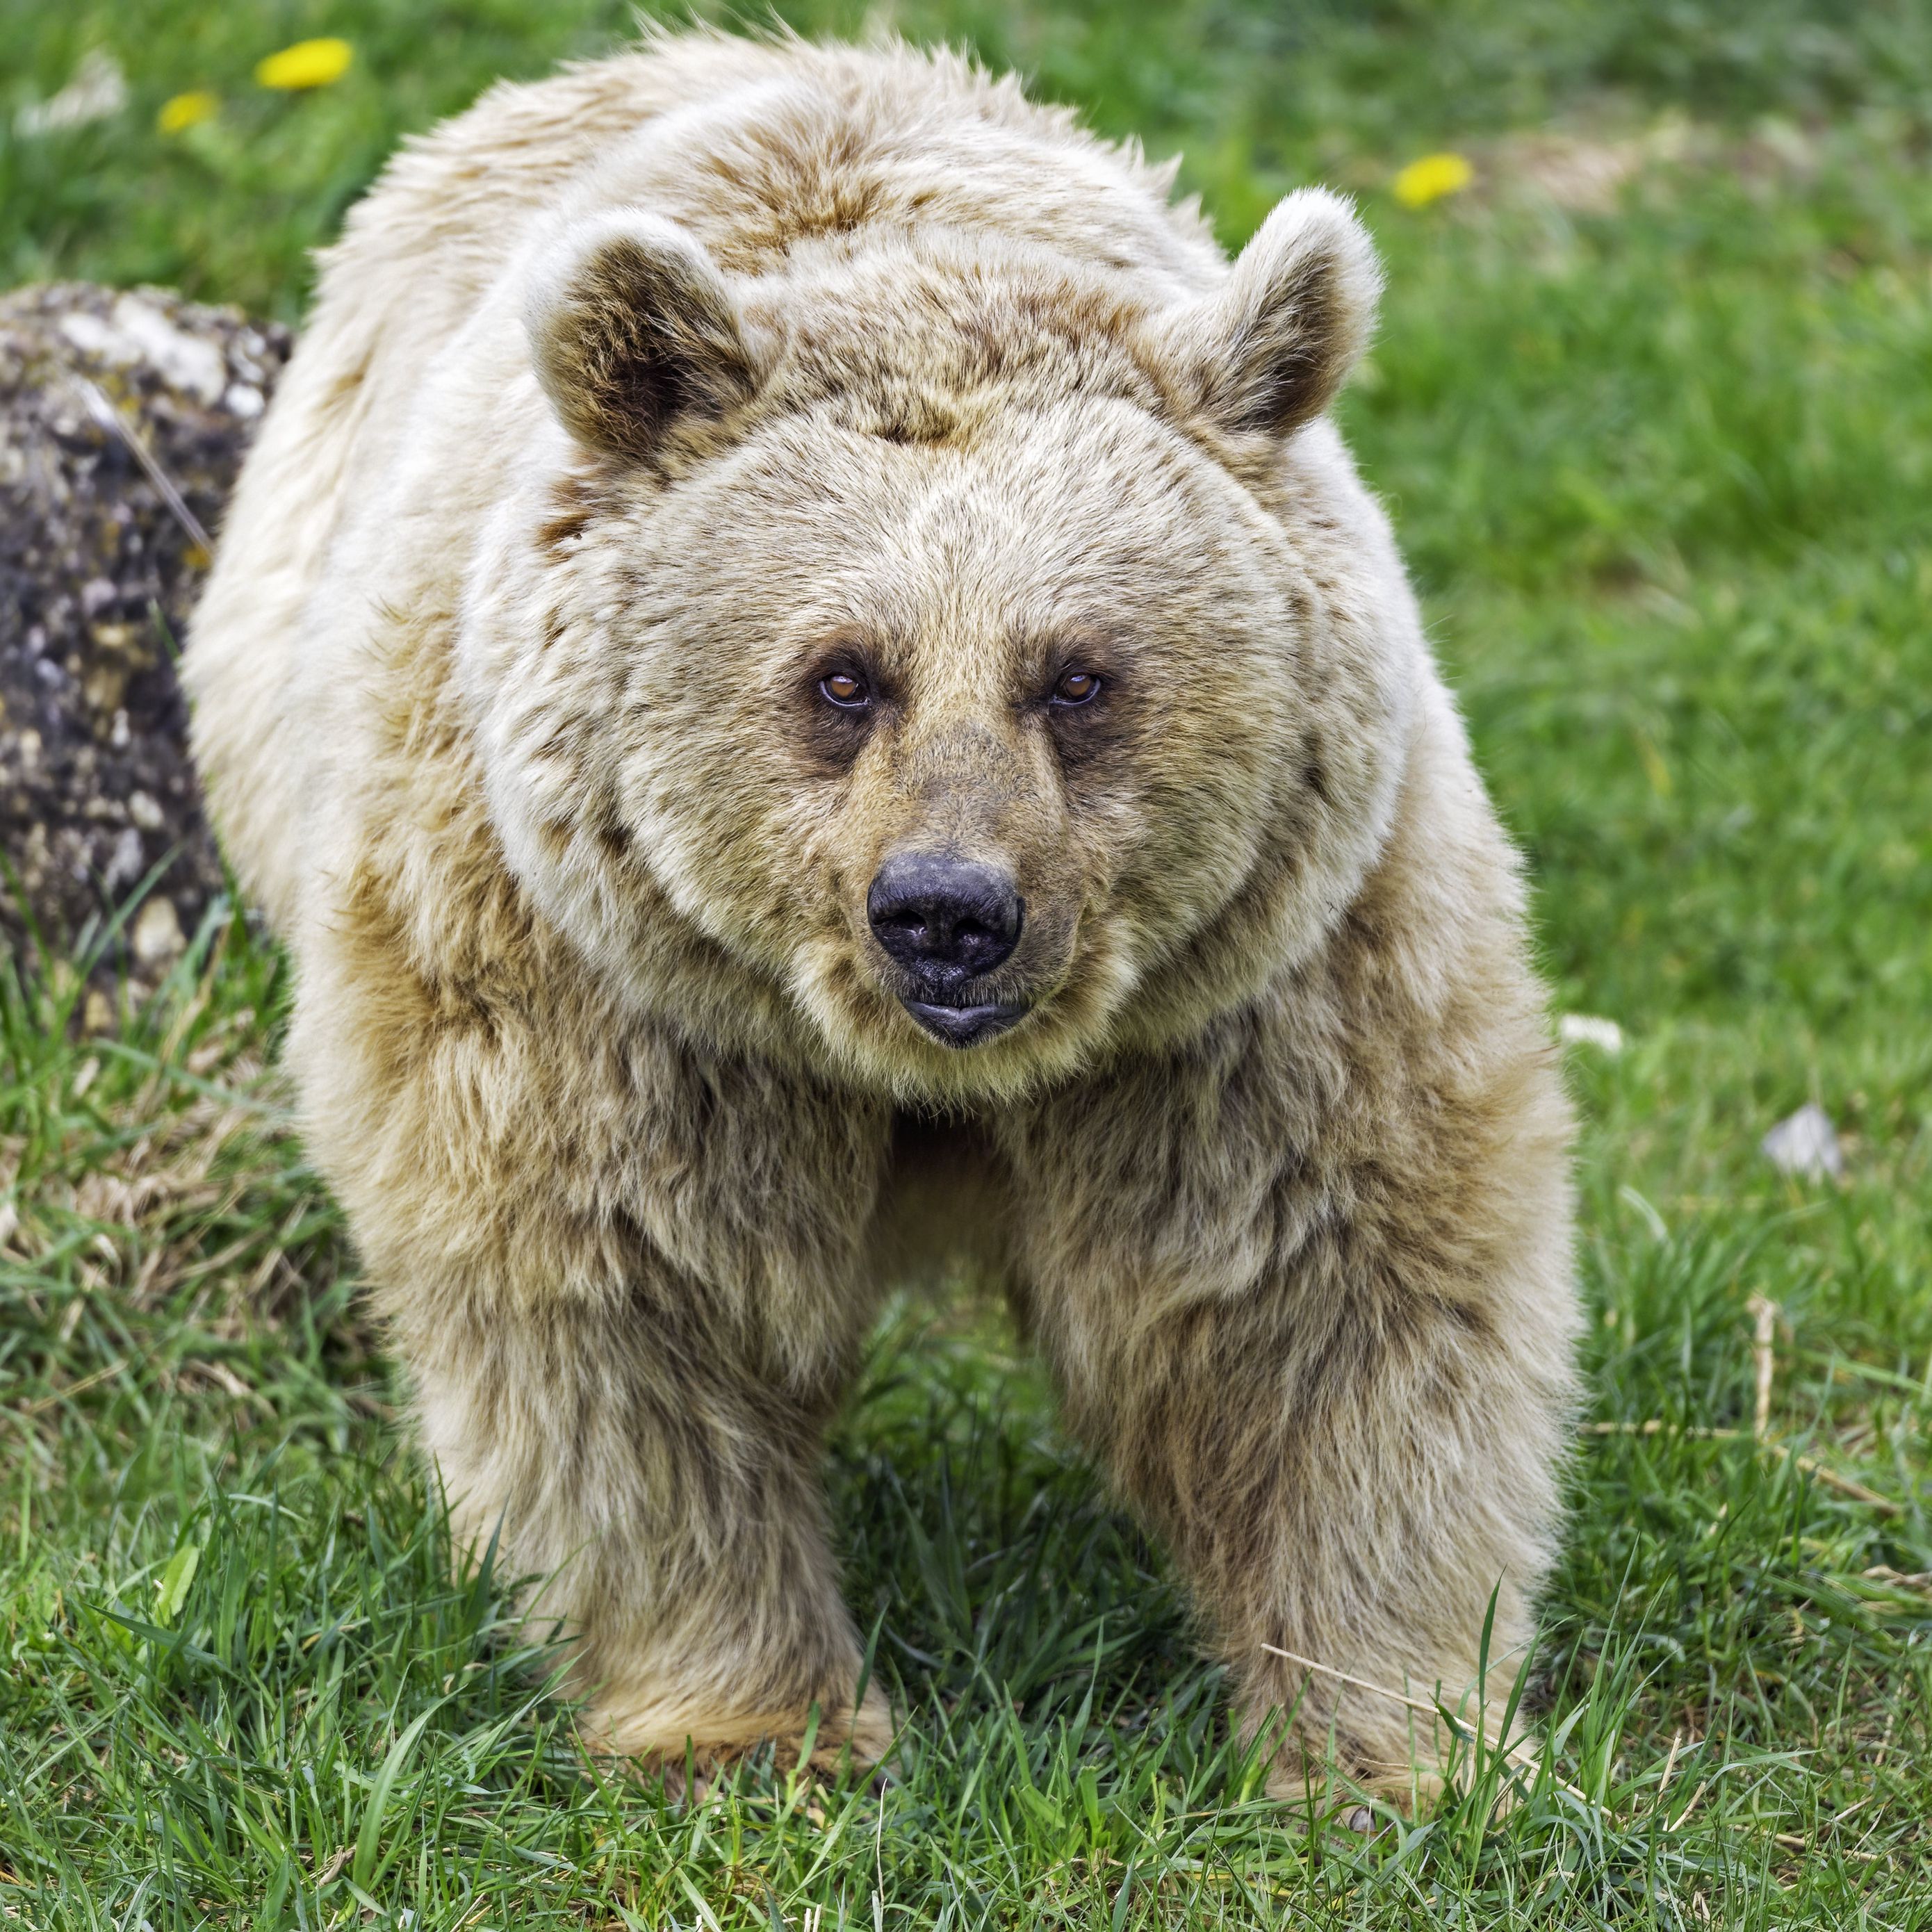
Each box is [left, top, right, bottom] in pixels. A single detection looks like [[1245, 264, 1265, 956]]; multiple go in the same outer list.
[[340, 34, 1214, 317]]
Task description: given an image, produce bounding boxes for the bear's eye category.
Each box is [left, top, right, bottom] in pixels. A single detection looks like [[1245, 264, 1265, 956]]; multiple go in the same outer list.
[[1051, 668, 1102, 707], [819, 671, 870, 709]]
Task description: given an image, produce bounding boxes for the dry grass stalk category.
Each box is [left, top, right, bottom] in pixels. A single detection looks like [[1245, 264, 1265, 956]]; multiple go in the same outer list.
[[1257, 1642, 1591, 1807], [1748, 1293, 1778, 1439], [1771, 1831, 1878, 1863], [1580, 1421, 1904, 1516], [1860, 1566, 1931, 1591], [22, 1357, 129, 1416], [1654, 1729, 1683, 1811], [1670, 1778, 1710, 1831]]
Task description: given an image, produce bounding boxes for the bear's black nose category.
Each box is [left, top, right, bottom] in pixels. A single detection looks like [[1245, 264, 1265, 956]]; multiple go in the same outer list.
[[867, 853, 1022, 982]]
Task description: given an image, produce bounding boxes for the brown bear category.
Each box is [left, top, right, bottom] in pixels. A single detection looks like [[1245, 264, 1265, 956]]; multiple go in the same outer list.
[[186, 28, 1578, 1808]]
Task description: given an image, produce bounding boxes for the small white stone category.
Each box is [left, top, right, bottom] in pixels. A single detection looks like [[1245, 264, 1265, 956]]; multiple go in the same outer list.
[[223, 382, 264, 419], [131, 895, 184, 965], [1558, 1013, 1624, 1054], [127, 789, 163, 830], [1761, 1103, 1842, 1181]]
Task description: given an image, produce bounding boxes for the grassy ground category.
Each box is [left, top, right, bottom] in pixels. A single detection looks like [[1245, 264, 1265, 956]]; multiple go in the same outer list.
[[3, 1, 1931, 1925]]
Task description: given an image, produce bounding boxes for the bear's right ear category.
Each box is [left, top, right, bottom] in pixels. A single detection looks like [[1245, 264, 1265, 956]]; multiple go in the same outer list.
[[525, 210, 758, 461]]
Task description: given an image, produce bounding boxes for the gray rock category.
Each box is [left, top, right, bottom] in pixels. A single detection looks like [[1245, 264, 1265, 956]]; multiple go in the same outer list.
[[0, 281, 288, 1004]]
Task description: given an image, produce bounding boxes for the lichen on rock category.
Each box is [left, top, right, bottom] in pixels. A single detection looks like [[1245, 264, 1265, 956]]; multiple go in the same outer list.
[[0, 281, 288, 1010]]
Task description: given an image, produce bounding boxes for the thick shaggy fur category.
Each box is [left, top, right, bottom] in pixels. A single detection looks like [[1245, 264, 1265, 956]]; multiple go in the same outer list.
[[186, 31, 1578, 1805]]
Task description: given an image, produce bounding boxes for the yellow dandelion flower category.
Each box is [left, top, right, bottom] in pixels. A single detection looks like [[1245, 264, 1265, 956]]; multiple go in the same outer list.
[[254, 38, 353, 91], [1393, 152, 1474, 209], [156, 89, 218, 134]]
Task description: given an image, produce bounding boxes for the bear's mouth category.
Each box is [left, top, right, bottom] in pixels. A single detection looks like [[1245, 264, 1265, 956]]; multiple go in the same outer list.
[[900, 994, 1031, 1048]]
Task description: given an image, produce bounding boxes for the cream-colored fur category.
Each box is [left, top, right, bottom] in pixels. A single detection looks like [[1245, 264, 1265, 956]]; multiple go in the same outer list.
[[186, 29, 1578, 1806]]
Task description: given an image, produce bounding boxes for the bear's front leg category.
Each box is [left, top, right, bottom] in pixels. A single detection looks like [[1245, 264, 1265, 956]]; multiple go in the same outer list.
[[398, 1277, 892, 1785], [1050, 1274, 1570, 1812], [1004, 1006, 1577, 1815], [294, 942, 897, 1787]]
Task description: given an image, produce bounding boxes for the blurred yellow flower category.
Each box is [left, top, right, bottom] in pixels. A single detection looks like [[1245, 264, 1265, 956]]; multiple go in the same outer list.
[[254, 38, 353, 90], [1393, 152, 1474, 208], [156, 89, 218, 133]]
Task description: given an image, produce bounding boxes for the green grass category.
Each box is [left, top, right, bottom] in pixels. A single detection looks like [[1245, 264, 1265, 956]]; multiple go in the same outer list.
[[3, 1, 1929, 1925]]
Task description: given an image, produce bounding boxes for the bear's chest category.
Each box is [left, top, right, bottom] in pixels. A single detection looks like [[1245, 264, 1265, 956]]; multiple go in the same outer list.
[[862, 1108, 1015, 1295]]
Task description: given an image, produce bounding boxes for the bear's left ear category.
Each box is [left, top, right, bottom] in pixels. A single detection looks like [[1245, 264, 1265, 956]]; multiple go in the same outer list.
[[525, 208, 760, 461], [1159, 188, 1381, 441]]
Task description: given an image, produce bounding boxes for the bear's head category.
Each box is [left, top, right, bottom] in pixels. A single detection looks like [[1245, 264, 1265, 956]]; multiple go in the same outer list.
[[461, 190, 1418, 1102]]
